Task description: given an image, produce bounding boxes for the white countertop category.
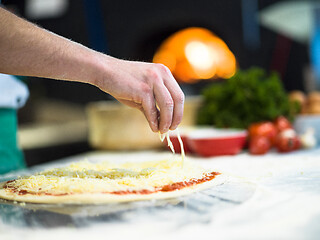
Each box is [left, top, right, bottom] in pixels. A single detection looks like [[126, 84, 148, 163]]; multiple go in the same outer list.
[[1, 149, 320, 240]]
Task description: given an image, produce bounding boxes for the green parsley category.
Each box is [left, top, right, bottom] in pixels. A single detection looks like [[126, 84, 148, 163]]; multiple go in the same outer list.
[[197, 67, 298, 129]]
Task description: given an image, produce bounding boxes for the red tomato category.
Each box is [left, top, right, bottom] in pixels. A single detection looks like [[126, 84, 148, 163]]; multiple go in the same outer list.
[[249, 136, 271, 155], [274, 116, 292, 132], [275, 129, 301, 152], [248, 121, 277, 145]]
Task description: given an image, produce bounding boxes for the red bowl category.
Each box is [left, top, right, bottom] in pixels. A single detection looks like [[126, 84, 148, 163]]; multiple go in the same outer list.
[[187, 128, 247, 157]]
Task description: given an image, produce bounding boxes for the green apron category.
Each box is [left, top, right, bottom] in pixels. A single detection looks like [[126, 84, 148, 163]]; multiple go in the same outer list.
[[0, 108, 25, 174]]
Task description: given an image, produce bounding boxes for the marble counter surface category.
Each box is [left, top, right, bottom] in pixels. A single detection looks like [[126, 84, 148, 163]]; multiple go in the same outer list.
[[0, 149, 320, 240]]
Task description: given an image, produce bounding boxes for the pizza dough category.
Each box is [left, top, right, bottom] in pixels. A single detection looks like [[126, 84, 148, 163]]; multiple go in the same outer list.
[[0, 159, 224, 204]]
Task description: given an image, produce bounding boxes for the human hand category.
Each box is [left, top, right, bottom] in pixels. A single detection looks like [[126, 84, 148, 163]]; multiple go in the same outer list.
[[95, 56, 185, 133]]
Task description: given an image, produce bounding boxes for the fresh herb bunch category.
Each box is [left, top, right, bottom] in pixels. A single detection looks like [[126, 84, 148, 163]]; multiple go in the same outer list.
[[197, 67, 298, 129]]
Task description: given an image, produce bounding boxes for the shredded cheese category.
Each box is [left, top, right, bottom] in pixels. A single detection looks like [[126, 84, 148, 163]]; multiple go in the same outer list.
[[159, 132, 166, 142], [176, 128, 185, 165], [166, 133, 175, 154], [159, 128, 185, 166], [5, 159, 210, 195]]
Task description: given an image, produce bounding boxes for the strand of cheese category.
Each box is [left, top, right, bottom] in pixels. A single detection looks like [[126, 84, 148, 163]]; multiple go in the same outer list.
[[176, 128, 185, 166], [159, 128, 185, 166], [159, 132, 166, 142], [159, 131, 175, 154], [166, 133, 175, 154]]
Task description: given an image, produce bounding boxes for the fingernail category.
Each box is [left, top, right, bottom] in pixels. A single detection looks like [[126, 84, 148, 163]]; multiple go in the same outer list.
[[161, 128, 169, 134], [169, 125, 177, 131]]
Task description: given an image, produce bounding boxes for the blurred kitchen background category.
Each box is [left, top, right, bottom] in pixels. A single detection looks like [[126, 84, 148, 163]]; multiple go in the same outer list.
[[2, 0, 319, 165]]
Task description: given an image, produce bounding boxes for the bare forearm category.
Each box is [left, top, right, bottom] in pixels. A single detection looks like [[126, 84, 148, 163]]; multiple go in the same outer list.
[[0, 7, 185, 133], [0, 7, 105, 85]]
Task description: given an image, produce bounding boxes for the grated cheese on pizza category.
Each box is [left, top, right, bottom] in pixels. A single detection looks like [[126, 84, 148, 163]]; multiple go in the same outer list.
[[3, 159, 211, 195]]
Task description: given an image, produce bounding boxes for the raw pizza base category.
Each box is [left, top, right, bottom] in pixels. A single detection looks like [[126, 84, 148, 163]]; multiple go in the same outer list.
[[0, 174, 226, 204]]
